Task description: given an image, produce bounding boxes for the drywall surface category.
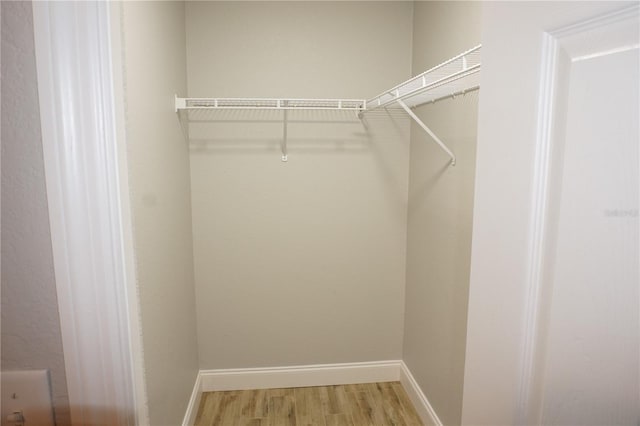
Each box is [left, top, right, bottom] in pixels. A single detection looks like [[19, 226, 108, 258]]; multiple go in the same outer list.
[[119, 2, 199, 425], [402, 2, 481, 425], [0, 2, 70, 425], [186, 1, 413, 369]]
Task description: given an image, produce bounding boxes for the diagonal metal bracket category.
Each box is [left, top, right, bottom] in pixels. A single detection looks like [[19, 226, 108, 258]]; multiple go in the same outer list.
[[396, 99, 456, 166]]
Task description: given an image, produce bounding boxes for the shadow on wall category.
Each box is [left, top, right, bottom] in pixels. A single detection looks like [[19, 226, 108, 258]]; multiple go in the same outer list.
[[182, 108, 410, 157], [361, 110, 412, 207], [408, 161, 450, 206], [185, 109, 367, 156], [183, 107, 411, 209]]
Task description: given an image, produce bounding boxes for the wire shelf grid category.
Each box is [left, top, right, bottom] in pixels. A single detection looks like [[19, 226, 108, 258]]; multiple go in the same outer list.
[[365, 44, 481, 110], [175, 45, 481, 165], [176, 97, 366, 112]]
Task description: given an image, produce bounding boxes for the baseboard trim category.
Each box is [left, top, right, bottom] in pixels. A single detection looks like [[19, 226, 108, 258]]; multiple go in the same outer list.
[[399, 361, 443, 426], [182, 360, 442, 426], [181, 372, 202, 426], [200, 360, 401, 392]]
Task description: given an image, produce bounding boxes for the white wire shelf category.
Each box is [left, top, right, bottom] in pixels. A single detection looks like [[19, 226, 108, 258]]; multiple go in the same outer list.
[[175, 96, 365, 112], [176, 45, 481, 165], [176, 45, 480, 114], [363, 44, 482, 166], [365, 44, 481, 110]]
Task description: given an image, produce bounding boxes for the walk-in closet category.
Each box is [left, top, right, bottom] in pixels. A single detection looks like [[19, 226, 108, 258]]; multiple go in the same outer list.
[[3, 1, 638, 425], [120, 2, 481, 424]]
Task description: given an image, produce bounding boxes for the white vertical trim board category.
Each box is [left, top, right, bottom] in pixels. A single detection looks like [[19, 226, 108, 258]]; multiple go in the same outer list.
[[32, 2, 145, 425], [107, 2, 150, 424], [516, 30, 559, 425], [200, 360, 402, 392], [399, 362, 443, 426], [182, 373, 203, 426]]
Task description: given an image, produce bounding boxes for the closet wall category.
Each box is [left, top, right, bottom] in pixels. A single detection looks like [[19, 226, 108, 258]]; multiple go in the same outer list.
[[402, 3, 481, 426], [118, 3, 199, 425], [185, 1, 414, 369]]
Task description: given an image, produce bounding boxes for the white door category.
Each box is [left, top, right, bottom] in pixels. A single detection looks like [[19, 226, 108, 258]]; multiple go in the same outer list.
[[463, 3, 639, 425]]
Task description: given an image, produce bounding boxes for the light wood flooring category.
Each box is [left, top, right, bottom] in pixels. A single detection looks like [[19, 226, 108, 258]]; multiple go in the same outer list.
[[194, 382, 423, 426]]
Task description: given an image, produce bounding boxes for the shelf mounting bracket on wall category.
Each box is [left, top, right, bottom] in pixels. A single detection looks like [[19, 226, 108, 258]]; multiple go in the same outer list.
[[396, 99, 456, 166], [282, 100, 288, 162]]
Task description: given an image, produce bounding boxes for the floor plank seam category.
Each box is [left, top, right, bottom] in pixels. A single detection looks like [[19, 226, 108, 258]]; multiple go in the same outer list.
[[194, 382, 423, 426]]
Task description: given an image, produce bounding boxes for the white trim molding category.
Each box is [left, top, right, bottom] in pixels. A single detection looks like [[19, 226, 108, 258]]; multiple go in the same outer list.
[[200, 360, 401, 392], [32, 2, 146, 425], [516, 29, 561, 425], [183, 361, 402, 425], [182, 374, 203, 426], [516, 4, 640, 424], [399, 362, 443, 426], [183, 361, 443, 426]]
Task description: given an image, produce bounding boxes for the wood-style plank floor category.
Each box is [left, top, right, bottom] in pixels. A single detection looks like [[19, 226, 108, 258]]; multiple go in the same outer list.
[[194, 382, 424, 426]]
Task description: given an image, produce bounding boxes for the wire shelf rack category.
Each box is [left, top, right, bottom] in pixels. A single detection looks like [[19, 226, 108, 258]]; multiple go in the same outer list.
[[365, 44, 481, 110], [175, 45, 481, 165], [175, 97, 365, 112], [175, 46, 480, 114]]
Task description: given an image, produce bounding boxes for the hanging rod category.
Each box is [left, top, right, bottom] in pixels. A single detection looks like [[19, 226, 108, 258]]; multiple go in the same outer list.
[[175, 96, 366, 112], [361, 44, 481, 166]]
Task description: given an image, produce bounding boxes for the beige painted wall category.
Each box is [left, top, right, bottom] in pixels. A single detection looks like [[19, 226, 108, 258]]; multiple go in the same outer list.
[[0, 2, 70, 424], [185, 1, 413, 369], [119, 2, 199, 425], [402, 2, 481, 425]]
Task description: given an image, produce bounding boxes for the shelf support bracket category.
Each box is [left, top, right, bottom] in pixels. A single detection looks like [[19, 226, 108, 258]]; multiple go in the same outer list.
[[396, 99, 456, 166], [175, 94, 186, 113], [282, 101, 288, 162]]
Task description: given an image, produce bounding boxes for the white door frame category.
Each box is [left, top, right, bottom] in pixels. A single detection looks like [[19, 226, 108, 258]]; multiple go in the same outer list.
[[32, 2, 148, 425], [463, 2, 638, 425], [518, 6, 639, 424]]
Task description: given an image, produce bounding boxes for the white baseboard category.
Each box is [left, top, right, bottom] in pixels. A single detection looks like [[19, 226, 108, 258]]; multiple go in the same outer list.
[[181, 372, 202, 426], [182, 360, 442, 426], [200, 360, 401, 392], [399, 361, 443, 426]]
